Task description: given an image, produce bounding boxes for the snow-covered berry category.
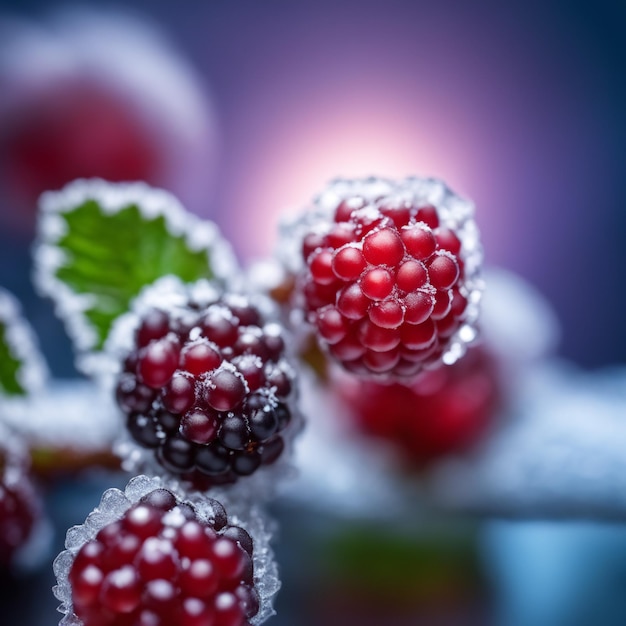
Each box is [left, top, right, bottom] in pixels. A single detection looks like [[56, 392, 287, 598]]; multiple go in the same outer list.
[[282, 177, 483, 380], [113, 282, 299, 489], [54, 478, 279, 626]]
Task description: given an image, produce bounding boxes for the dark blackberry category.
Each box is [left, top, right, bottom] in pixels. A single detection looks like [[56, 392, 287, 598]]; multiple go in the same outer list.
[[154, 408, 181, 434], [127, 413, 162, 449], [115, 290, 298, 487], [157, 435, 196, 473], [218, 415, 249, 451], [67, 488, 258, 626], [274, 403, 292, 430], [136, 309, 170, 347], [232, 451, 262, 476], [196, 444, 231, 476], [248, 408, 279, 441], [116, 373, 155, 413]]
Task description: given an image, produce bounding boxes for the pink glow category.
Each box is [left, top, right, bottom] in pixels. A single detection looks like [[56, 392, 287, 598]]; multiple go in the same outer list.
[[225, 93, 481, 261]]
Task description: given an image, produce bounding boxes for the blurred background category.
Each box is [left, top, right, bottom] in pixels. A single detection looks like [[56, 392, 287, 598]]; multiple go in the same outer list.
[[0, 0, 625, 625]]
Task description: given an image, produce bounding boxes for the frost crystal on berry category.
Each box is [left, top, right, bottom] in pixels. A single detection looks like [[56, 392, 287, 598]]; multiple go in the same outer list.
[[53, 476, 279, 626], [280, 176, 483, 379], [109, 278, 302, 493]]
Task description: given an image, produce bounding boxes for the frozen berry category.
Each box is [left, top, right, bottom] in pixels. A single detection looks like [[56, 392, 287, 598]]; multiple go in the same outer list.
[[337, 346, 501, 467], [291, 177, 482, 379], [115, 288, 299, 487], [66, 488, 259, 626], [0, 447, 40, 567]]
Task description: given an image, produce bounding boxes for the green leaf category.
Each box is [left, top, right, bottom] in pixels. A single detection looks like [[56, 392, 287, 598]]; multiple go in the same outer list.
[[0, 318, 25, 396], [54, 200, 212, 349], [0, 288, 47, 398], [36, 180, 236, 352]]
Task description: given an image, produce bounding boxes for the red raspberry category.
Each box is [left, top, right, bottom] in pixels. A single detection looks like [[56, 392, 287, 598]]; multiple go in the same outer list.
[[0, 445, 40, 568], [291, 177, 483, 379], [337, 346, 501, 467], [66, 487, 259, 626], [115, 286, 299, 488]]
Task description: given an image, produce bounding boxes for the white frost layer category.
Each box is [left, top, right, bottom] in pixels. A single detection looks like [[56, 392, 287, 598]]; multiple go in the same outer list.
[[2, 379, 118, 452], [0, 287, 48, 400], [431, 361, 626, 519], [278, 175, 484, 369], [0, 419, 30, 491], [34, 178, 239, 366], [281, 268, 562, 519], [105, 276, 304, 501], [53, 475, 280, 626], [281, 367, 411, 519]]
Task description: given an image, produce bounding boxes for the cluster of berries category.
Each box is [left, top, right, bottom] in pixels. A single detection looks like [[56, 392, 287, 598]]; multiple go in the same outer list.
[[52, 176, 485, 626]]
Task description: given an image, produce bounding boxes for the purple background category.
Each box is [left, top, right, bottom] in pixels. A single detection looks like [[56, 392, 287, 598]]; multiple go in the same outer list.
[[166, 0, 626, 368], [2, 0, 625, 370]]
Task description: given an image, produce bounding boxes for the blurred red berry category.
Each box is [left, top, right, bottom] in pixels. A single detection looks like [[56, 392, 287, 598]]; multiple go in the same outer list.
[[338, 347, 502, 467]]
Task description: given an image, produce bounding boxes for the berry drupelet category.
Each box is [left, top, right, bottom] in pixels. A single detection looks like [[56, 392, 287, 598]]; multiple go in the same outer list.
[[67, 487, 259, 626], [114, 287, 298, 488], [289, 177, 482, 380]]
